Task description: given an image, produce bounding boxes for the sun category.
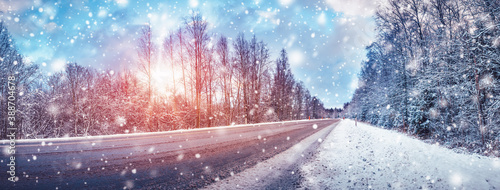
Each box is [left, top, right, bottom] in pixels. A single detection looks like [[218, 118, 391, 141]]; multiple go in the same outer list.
[[151, 64, 174, 95], [136, 62, 185, 98]]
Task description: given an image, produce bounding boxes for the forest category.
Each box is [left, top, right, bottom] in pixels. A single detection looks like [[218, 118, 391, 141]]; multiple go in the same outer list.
[[344, 0, 500, 156], [0, 13, 336, 139]]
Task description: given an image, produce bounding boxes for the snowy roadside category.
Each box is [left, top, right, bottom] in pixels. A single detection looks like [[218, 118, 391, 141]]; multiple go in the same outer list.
[[0, 119, 319, 144], [300, 119, 500, 189]]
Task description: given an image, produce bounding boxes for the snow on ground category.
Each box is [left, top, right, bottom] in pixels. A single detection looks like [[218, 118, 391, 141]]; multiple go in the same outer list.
[[0, 119, 318, 143], [300, 119, 500, 189]]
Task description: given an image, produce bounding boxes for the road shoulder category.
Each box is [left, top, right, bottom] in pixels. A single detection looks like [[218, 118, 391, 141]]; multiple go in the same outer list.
[[202, 120, 339, 190]]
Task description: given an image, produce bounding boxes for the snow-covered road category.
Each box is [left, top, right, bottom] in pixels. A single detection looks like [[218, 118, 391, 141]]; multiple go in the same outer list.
[[300, 120, 500, 189]]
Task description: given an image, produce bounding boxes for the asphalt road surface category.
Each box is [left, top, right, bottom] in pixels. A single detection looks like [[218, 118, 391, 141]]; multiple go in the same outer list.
[[1, 119, 339, 189]]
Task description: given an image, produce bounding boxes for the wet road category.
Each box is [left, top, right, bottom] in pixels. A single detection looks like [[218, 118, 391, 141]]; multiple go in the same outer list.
[[1, 119, 339, 189]]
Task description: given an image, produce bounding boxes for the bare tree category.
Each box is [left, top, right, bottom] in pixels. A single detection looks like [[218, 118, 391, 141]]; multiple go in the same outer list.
[[65, 63, 90, 135], [177, 28, 189, 103], [185, 13, 210, 128], [204, 45, 215, 127], [164, 33, 176, 97], [251, 37, 270, 123], [294, 81, 305, 120], [137, 23, 156, 130], [272, 49, 295, 121], [233, 33, 250, 124], [0, 21, 39, 139], [216, 36, 232, 125]]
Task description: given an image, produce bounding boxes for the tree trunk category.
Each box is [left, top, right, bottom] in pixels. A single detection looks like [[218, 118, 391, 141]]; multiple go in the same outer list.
[[178, 29, 188, 105], [474, 58, 485, 145]]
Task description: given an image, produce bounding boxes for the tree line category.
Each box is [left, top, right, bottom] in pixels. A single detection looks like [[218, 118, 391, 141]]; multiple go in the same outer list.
[[0, 13, 332, 139], [344, 0, 500, 156]]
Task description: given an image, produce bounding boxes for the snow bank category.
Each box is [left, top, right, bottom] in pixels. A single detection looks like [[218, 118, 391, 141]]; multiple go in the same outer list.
[[300, 120, 500, 189], [0, 119, 321, 143]]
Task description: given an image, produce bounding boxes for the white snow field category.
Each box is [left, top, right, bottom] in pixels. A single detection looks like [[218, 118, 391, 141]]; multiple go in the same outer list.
[[300, 119, 500, 189]]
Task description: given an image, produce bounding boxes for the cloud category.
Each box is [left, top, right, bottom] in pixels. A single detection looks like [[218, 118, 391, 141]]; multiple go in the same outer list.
[[189, 0, 199, 8], [329, 16, 375, 68], [279, 0, 295, 6], [317, 12, 327, 26], [287, 12, 376, 107], [115, 0, 128, 7], [325, 0, 379, 17], [0, 0, 32, 12]]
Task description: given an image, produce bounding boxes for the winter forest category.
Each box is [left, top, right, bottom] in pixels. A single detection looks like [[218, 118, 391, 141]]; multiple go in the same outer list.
[[344, 0, 500, 156], [0, 13, 335, 140], [1, 0, 499, 159]]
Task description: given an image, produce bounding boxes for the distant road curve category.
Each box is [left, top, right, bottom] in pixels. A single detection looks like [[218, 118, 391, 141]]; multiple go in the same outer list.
[[1, 119, 339, 189]]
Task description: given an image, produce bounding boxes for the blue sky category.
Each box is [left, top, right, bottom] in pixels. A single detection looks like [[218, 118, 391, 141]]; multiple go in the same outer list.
[[0, 0, 377, 108]]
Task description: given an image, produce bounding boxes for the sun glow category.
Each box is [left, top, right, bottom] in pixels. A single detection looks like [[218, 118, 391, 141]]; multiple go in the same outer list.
[[136, 62, 186, 98], [151, 64, 173, 95]]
